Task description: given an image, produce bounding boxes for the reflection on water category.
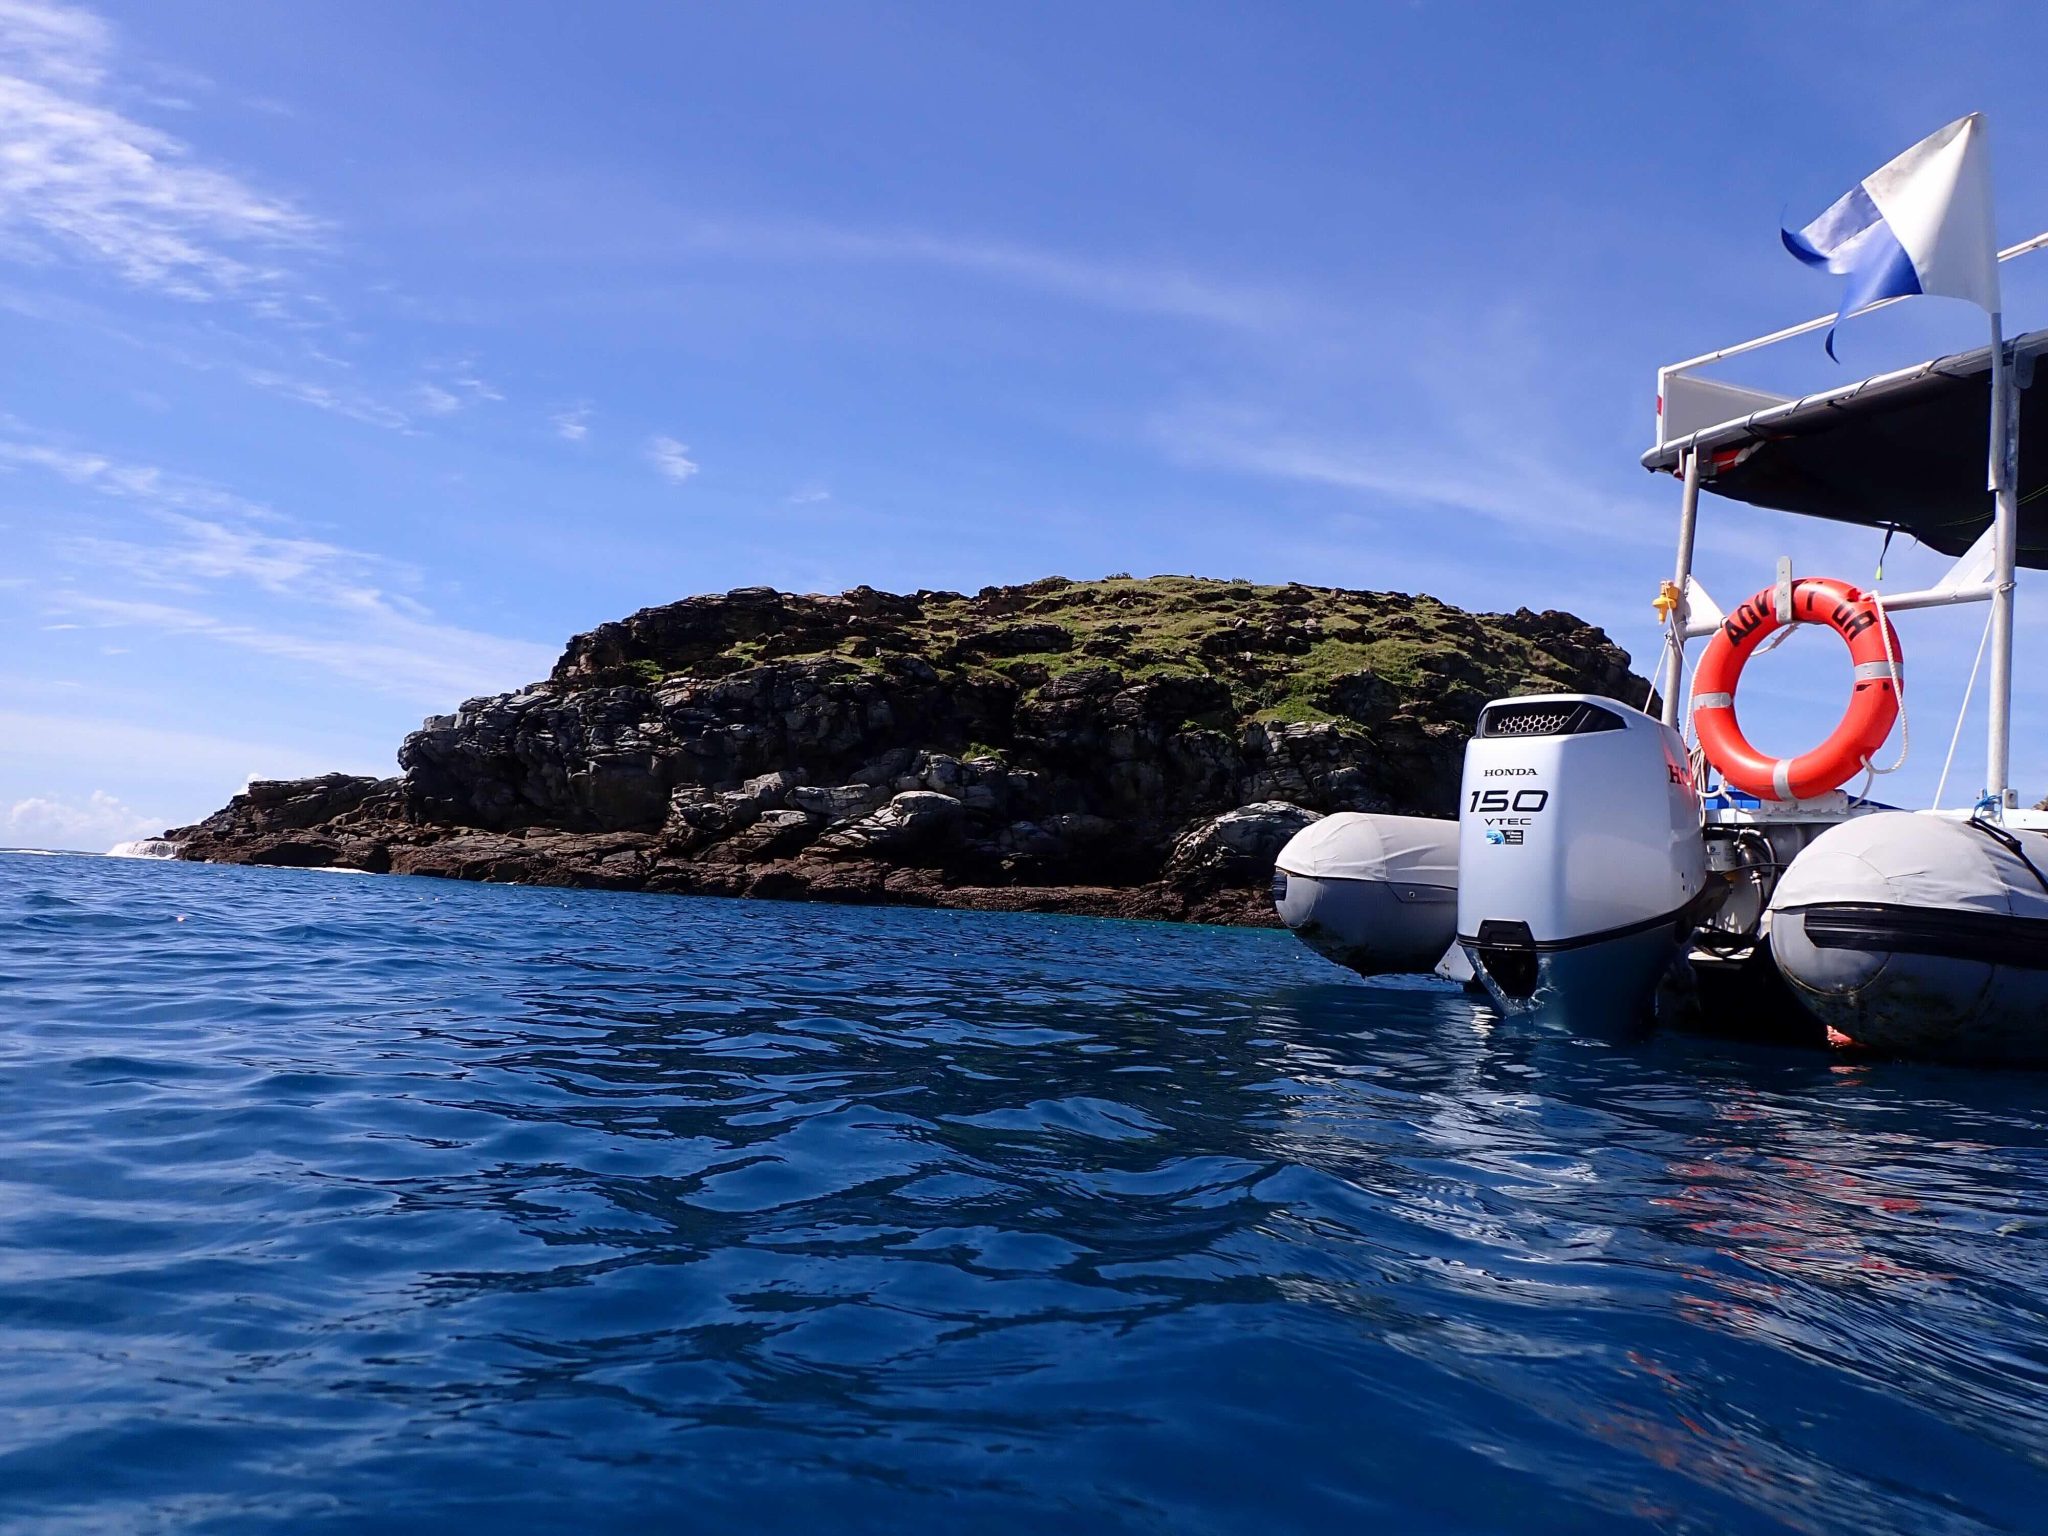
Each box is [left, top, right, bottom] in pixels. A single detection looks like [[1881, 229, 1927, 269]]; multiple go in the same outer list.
[[2, 851, 2046, 1534]]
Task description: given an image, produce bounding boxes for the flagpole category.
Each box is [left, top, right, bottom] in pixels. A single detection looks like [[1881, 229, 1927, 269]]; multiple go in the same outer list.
[[1985, 309, 2018, 809]]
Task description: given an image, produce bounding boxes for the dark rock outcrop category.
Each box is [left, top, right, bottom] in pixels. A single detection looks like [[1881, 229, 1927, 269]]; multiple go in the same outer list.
[[1165, 801, 1324, 886], [164, 576, 1647, 925]]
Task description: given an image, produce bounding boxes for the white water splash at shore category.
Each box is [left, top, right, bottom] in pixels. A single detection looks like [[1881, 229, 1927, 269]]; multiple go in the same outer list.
[[105, 838, 184, 859]]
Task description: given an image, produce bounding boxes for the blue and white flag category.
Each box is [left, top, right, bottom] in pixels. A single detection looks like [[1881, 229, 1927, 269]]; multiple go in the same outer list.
[[1784, 113, 1999, 359]]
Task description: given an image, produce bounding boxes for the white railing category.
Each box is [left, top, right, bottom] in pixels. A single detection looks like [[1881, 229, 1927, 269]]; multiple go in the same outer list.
[[1655, 229, 2048, 450]]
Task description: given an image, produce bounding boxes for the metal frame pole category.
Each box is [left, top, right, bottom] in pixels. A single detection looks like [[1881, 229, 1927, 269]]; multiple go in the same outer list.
[[1662, 447, 1703, 728], [1986, 312, 2019, 808]]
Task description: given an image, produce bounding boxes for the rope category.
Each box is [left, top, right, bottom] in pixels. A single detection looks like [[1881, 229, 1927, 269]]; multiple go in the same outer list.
[[1933, 605, 1994, 811], [1753, 622, 1801, 657], [1862, 535, 1909, 778], [1645, 603, 1716, 798], [1645, 608, 1683, 715], [1967, 812, 2048, 894]]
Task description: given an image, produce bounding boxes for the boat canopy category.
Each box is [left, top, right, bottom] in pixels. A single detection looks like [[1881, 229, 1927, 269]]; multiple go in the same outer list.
[[1643, 328, 2048, 566]]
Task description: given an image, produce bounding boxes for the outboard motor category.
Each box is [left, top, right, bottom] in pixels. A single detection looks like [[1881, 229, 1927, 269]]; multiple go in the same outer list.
[[1456, 694, 1705, 1032]]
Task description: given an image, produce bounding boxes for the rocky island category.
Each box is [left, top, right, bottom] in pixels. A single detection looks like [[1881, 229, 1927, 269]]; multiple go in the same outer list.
[[164, 576, 1646, 925]]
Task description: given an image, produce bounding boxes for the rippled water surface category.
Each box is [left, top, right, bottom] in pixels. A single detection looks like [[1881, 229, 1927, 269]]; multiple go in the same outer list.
[[4, 853, 2048, 1533]]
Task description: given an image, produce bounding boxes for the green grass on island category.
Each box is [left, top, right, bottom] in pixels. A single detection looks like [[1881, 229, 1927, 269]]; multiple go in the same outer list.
[[574, 575, 1636, 743]]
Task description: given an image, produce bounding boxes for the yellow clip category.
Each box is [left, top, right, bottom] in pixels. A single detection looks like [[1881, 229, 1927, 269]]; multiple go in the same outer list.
[[1652, 579, 1682, 622]]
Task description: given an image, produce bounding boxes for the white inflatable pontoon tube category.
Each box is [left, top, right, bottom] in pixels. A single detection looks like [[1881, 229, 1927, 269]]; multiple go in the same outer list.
[[1273, 812, 1458, 977], [1770, 810, 2048, 1064]]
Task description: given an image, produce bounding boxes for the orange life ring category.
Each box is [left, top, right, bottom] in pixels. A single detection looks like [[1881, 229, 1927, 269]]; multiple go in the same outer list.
[[1691, 575, 1902, 802]]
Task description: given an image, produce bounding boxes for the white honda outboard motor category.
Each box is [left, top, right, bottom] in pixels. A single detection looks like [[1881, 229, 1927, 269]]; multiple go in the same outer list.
[[1456, 694, 1705, 1033]]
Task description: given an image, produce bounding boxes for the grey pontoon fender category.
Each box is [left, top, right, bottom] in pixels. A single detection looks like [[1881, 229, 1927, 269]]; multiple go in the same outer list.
[[1273, 813, 1458, 978], [1770, 811, 2048, 1064]]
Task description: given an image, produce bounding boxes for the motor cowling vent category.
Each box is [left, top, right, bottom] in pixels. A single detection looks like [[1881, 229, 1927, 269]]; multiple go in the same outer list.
[[1479, 701, 1627, 738]]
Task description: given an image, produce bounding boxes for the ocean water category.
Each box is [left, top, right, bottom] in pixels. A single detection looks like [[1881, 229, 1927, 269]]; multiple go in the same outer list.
[[3, 854, 2046, 1535]]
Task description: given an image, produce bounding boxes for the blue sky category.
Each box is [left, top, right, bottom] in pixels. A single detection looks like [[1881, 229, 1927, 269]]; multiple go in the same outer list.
[[7, 0, 2048, 849]]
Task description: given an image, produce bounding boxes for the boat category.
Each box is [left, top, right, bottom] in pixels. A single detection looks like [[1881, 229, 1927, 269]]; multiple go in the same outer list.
[[1274, 115, 2048, 1064]]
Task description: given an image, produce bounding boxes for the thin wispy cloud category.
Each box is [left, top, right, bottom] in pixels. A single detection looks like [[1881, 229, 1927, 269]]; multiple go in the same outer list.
[[552, 404, 591, 443], [510, 209, 1312, 339], [414, 382, 462, 416], [0, 284, 420, 432], [60, 511, 372, 597], [0, 0, 107, 92], [414, 359, 502, 417], [1147, 402, 1667, 548], [63, 592, 555, 703], [647, 434, 699, 484], [0, 435, 282, 521], [6, 430, 554, 704], [446, 364, 501, 403], [787, 484, 830, 505], [0, 0, 320, 300], [236, 366, 413, 431], [766, 223, 1302, 335]]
